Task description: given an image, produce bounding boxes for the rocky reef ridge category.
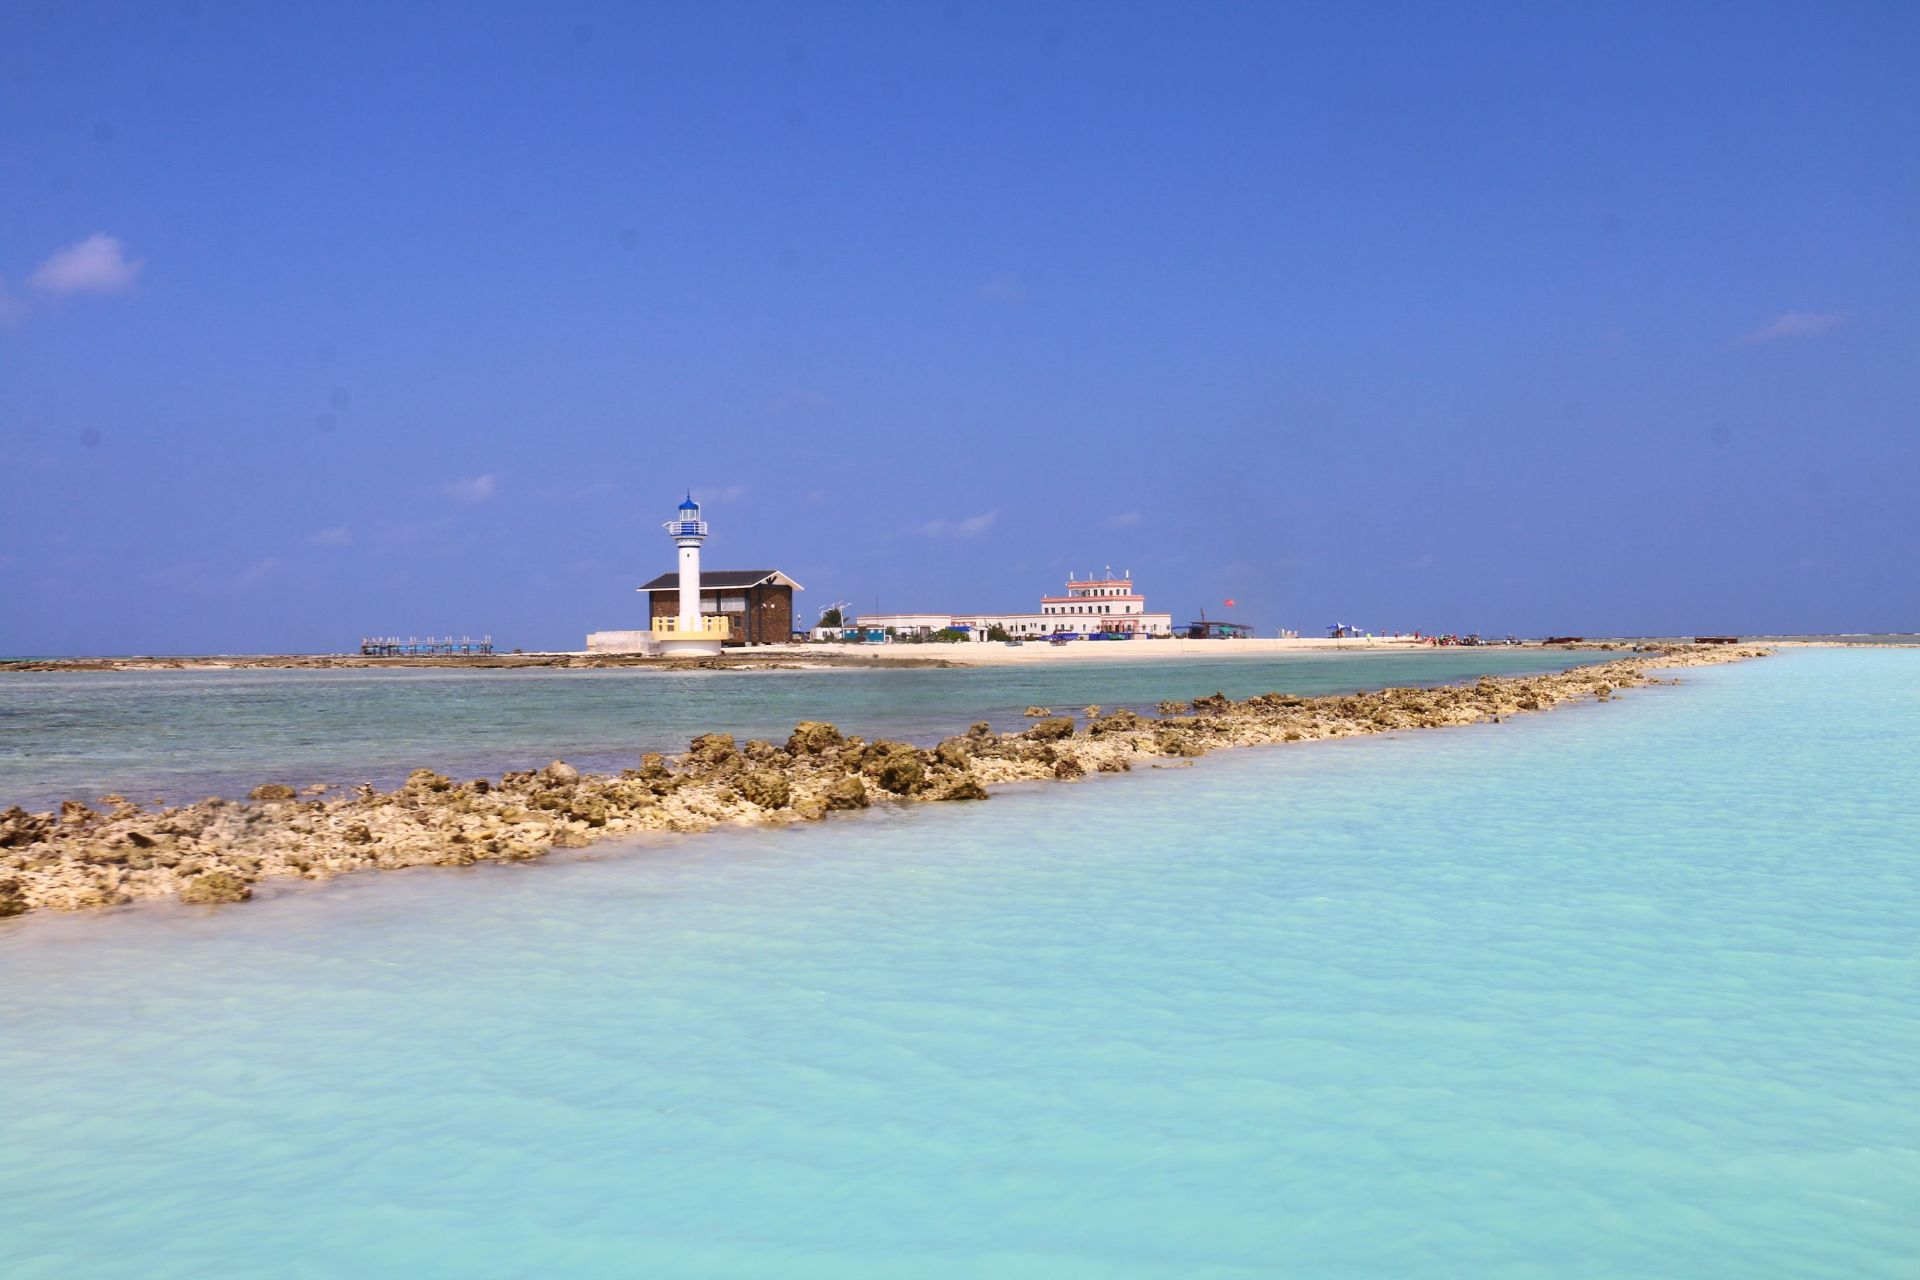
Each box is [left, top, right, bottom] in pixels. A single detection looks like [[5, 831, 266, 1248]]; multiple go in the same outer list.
[[0, 645, 1767, 918]]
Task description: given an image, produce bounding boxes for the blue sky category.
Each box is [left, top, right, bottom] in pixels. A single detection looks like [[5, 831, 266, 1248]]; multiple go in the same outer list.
[[2, 1, 1915, 653]]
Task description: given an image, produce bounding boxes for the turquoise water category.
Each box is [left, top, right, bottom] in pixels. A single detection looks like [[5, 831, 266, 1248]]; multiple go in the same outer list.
[[3, 648, 1917, 1277], [0, 649, 1601, 808]]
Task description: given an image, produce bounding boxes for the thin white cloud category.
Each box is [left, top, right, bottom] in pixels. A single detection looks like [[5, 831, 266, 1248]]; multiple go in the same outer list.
[[1740, 311, 1844, 344], [1101, 510, 1143, 530], [688, 483, 748, 504], [918, 509, 999, 538], [307, 526, 352, 547], [443, 474, 498, 503], [232, 557, 280, 590], [29, 233, 143, 295], [978, 273, 1027, 305]]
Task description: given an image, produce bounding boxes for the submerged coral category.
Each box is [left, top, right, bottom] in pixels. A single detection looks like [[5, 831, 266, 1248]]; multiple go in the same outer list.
[[0, 645, 1767, 916]]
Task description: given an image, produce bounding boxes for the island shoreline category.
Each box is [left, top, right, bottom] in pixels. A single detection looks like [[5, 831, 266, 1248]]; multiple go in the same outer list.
[[0, 644, 1770, 919]]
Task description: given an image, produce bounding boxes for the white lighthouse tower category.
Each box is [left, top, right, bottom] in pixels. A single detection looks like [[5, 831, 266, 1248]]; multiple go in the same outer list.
[[653, 493, 727, 656]]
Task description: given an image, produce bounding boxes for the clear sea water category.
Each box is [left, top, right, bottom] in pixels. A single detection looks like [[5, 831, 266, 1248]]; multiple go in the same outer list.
[[3, 648, 1916, 1278], [0, 649, 1605, 809]]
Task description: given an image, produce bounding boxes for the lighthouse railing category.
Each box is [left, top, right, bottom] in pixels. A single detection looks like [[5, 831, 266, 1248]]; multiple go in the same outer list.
[[650, 615, 732, 638]]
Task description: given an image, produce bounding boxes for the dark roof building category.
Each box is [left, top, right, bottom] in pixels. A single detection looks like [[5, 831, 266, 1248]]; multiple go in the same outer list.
[[636, 569, 802, 592], [639, 570, 804, 645]]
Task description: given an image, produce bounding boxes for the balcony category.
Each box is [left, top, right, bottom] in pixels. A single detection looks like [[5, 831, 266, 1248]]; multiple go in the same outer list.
[[665, 520, 709, 537], [651, 615, 732, 639]]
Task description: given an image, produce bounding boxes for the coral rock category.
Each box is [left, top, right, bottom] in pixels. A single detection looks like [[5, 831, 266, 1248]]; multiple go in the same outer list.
[[936, 777, 989, 801], [1025, 717, 1075, 742], [1089, 710, 1148, 736], [567, 797, 610, 827], [736, 770, 792, 809], [688, 733, 738, 764], [864, 742, 928, 795], [179, 872, 253, 905], [934, 738, 973, 770], [823, 776, 871, 810], [786, 721, 845, 755], [0, 644, 1771, 918], [0, 807, 53, 848]]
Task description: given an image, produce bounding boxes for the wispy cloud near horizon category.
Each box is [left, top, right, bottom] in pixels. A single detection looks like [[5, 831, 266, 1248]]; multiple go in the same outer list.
[[918, 510, 999, 538], [443, 474, 498, 503], [232, 557, 280, 590], [1739, 311, 1844, 344], [29, 234, 144, 295]]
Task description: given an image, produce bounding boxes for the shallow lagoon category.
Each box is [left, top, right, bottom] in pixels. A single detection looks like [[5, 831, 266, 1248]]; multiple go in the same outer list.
[[3, 649, 1916, 1277], [0, 647, 1603, 808]]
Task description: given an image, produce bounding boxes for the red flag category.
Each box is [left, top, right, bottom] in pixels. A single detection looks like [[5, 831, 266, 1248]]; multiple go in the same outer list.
[[1224, 598, 1237, 607]]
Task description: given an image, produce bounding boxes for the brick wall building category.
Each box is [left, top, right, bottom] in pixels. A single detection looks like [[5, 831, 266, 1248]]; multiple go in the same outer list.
[[640, 569, 801, 645]]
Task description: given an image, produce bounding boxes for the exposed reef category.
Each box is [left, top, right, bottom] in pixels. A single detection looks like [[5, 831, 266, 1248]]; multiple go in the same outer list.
[[0, 645, 1768, 918]]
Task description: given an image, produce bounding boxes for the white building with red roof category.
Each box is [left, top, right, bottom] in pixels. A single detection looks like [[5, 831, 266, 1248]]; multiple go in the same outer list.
[[854, 569, 1174, 642]]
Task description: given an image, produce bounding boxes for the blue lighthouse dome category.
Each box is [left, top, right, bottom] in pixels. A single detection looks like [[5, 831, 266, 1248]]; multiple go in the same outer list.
[[678, 495, 699, 510]]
